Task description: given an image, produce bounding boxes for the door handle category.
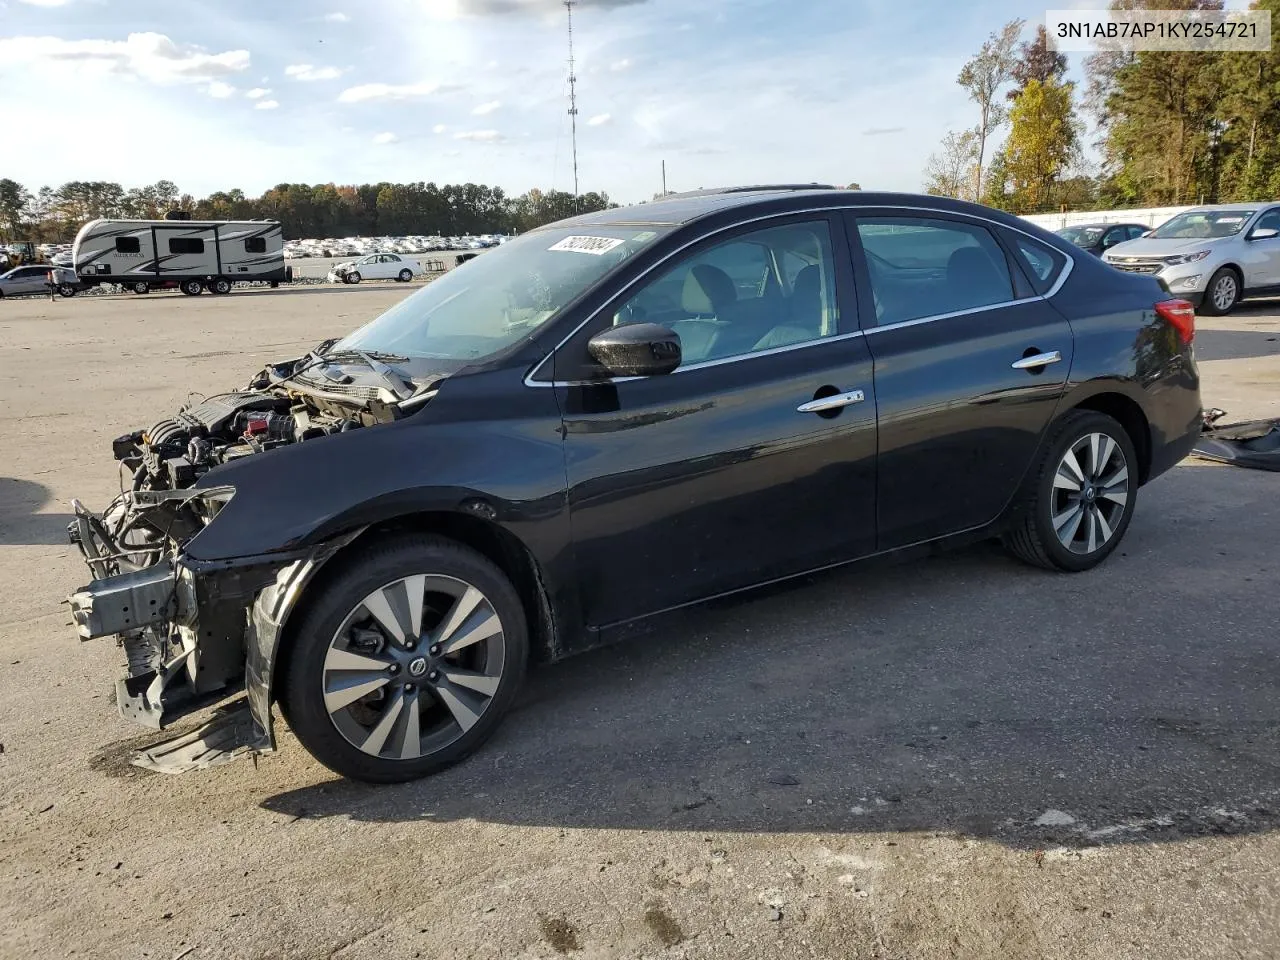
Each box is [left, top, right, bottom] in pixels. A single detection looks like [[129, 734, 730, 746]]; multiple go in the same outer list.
[[797, 389, 865, 413], [1011, 350, 1062, 370]]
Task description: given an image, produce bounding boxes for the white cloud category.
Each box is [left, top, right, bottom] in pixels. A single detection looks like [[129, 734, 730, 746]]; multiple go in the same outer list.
[[254, 99, 279, 110], [207, 81, 235, 98], [337, 81, 449, 103], [587, 112, 611, 126], [323, 11, 349, 21], [17, 0, 74, 5], [0, 33, 250, 85], [454, 129, 503, 142], [471, 99, 501, 115], [246, 87, 271, 99], [610, 58, 632, 72], [432, 124, 447, 134], [373, 131, 399, 144], [285, 63, 343, 82]]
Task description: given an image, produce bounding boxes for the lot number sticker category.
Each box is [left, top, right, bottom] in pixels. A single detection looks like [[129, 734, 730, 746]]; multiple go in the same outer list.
[[549, 235, 625, 255]]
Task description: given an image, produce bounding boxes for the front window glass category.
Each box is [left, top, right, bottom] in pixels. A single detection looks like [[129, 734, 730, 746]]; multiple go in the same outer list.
[[608, 221, 840, 365], [1150, 210, 1255, 239], [337, 225, 667, 364]]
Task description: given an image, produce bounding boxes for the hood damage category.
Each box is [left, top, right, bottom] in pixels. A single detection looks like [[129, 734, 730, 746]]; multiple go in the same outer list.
[[65, 345, 431, 766]]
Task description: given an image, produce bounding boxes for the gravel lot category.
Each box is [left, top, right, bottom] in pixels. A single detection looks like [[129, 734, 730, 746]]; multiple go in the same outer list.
[[1, 286, 1279, 960]]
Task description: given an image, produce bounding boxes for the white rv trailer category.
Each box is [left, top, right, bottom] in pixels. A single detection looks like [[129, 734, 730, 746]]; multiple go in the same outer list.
[[72, 218, 289, 294]]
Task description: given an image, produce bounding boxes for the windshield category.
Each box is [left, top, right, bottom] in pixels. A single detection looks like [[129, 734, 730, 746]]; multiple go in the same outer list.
[[1056, 225, 1105, 246], [1150, 210, 1256, 240], [336, 225, 668, 364]]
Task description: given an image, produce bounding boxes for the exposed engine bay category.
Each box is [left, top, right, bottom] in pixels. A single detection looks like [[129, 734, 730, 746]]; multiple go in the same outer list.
[[66, 345, 435, 741]]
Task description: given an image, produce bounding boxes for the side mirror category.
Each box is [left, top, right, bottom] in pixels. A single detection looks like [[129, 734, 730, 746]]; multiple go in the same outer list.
[[587, 323, 682, 377], [1249, 227, 1279, 241]]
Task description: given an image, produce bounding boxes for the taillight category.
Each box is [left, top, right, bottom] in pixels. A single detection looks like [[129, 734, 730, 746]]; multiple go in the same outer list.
[[1155, 298, 1196, 344]]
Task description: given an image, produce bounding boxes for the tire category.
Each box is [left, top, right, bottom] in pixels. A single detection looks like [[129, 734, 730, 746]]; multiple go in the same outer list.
[[397, 269, 413, 282], [130, 281, 150, 295], [1199, 267, 1240, 316], [209, 277, 232, 295], [1003, 410, 1138, 572], [279, 535, 529, 783], [57, 284, 77, 298], [180, 279, 203, 296], [346, 271, 362, 284]]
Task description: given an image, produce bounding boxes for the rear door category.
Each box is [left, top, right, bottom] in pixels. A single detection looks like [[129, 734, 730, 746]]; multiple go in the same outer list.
[[846, 211, 1075, 549], [1245, 207, 1280, 287], [549, 215, 878, 628]]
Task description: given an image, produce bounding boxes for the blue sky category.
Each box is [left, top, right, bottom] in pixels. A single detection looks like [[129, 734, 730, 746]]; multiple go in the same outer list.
[[1, 0, 1147, 203]]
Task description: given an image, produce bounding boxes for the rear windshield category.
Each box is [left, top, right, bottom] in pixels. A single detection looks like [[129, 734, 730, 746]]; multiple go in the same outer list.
[[1055, 225, 1105, 246], [1150, 210, 1255, 240]]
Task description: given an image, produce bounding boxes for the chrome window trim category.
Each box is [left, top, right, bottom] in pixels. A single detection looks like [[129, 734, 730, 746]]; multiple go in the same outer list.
[[523, 202, 1075, 388]]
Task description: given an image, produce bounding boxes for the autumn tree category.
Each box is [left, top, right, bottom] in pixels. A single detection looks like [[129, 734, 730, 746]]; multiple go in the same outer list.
[[923, 130, 980, 200], [1008, 24, 1067, 98], [1003, 78, 1081, 211], [957, 19, 1024, 200]]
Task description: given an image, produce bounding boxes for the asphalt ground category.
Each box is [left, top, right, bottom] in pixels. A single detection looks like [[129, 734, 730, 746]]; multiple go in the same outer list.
[[1, 285, 1278, 960]]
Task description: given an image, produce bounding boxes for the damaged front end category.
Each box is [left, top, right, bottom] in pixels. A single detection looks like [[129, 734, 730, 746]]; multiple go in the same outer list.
[[65, 349, 415, 755]]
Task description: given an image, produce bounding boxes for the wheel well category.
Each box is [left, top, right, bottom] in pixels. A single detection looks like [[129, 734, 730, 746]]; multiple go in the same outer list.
[[275, 512, 556, 699], [1072, 392, 1151, 483]]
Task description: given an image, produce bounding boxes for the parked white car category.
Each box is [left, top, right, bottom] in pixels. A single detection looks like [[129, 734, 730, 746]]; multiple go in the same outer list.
[[327, 253, 423, 284]]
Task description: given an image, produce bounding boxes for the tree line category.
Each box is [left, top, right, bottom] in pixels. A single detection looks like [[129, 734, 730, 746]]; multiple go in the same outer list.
[[0, 177, 613, 244], [924, 0, 1280, 213]]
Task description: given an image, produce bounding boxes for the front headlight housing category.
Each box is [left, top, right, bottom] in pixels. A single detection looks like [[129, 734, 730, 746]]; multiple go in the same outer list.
[[1163, 250, 1212, 266]]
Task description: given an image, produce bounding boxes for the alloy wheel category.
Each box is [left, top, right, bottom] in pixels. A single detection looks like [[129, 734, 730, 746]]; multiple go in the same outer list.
[[322, 574, 506, 760], [1050, 432, 1130, 555], [1212, 273, 1237, 312]]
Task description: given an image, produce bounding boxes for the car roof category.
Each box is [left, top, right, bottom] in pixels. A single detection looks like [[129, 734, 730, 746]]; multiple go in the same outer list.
[[1183, 202, 1274, 212], [546, 186, 1043, 231]]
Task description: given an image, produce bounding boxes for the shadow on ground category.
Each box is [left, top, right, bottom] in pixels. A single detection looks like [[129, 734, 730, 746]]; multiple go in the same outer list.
[[260, 468, 1280, 849], [0, 477, 73, 546]]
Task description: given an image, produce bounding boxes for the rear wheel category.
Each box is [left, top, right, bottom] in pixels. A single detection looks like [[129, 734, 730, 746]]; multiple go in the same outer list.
[[1200, 268, 1240, 316], [397, 268, 413, 282], [1003, 410, 1137, 572], [280, 536, 528, 783], [180, 279, 203, 296], [209, 277, 232, 295]]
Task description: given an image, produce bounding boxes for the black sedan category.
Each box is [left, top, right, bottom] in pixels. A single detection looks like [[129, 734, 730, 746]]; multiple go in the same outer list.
[[67, 187, 1203, 782], [1055, 221, 1151, 256]]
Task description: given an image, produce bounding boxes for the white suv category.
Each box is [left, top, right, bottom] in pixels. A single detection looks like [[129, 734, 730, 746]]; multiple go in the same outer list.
[[1102, 202, 1280, 315]]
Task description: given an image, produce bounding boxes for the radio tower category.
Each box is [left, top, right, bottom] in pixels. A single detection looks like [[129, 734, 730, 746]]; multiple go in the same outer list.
[[565, 0, 580, 205]]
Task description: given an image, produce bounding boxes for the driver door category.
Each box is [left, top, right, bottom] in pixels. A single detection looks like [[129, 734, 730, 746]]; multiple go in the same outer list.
[[549, 215, 879, 629]]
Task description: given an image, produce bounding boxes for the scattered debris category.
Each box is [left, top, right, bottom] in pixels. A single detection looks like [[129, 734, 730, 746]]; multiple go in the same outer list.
[[1034, 809, 1076, 827], [1194, 413, 1280, 472]]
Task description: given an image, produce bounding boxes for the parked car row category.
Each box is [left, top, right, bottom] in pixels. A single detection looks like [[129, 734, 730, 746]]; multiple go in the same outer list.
[[286, 234, 507, 259], [1055, 202, 1280, 315]]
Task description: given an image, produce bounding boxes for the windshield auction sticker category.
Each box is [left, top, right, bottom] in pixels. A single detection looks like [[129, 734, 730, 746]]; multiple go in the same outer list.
[[549, 236, 626, 255], [1047, 8, 1271, 52]]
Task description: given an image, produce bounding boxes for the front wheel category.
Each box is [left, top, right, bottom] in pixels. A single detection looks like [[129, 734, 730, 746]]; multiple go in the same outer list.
[[1199, 268, 1240, 316], [280, 536, 529, 783], [1003, 410, 1138, 572], [345, 271, 361, 284], [130, 281, 150, 295]]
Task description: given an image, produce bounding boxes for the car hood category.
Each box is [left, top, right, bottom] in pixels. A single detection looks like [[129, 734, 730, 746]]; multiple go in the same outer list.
[[1105, 237, 1218, 258]]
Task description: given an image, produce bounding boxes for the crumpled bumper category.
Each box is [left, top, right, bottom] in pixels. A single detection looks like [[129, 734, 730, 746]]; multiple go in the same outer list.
[[67, 510, 364, 755]]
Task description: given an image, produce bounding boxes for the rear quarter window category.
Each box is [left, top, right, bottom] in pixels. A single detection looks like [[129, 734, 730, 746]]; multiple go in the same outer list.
[[1006, 232, 1067, 296]]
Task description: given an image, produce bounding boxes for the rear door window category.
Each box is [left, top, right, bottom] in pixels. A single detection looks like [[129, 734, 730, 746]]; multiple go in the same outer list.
[[855, 217, 1015, 325]]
